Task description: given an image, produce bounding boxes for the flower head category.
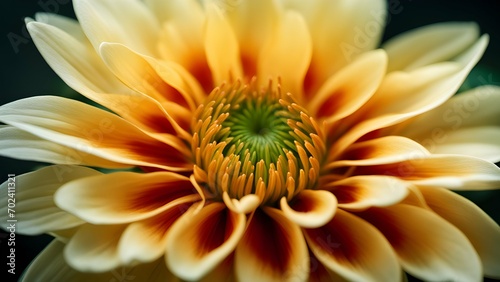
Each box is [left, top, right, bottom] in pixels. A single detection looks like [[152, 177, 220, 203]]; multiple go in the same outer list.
[[1, 0, 500, 281]]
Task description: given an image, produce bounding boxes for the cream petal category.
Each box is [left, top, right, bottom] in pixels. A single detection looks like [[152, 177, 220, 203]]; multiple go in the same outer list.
[[99, 42, 200, 111], [418, 186, 500, 278], [325, 176, 410, 211], [304, 209, 400, 282], [55, 171, 200, 224], [235, 207, 309, 282], [360, 205, 482, 282], [258, 10, 312, 98], [204, 3, 243, 85], [224, 0, 280, 79], [384, 22, 479, 72], [23, 240, 179, 281], [329, 136, 430, 167], [222, 192, 260, 214], [283, 0, 386, 95], [310, 50, 387, 123], [0, 96, 191, 171], [388, 86, 500, 162], [166, 203, 246, 281], [352, 154, 500, 190], [27, 20, 187, 138], [33, 13, 87, 43], [31, 240, 179, 281], [118, 201, 192, 265], [73, 0, 160, 55], [145, 0, 204, 27], [280, 190, 337, 228], [65, 224, 126, 272], [330, 36, 488, 158], [0, 166, 98, 235], [0, 126, 128, 168]]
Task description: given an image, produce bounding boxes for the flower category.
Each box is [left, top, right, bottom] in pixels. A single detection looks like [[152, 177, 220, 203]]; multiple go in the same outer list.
[[1, 0, 500, 281]]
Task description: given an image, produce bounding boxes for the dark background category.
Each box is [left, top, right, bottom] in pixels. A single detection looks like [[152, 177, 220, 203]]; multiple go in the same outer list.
[[1, 0, 500, 281]]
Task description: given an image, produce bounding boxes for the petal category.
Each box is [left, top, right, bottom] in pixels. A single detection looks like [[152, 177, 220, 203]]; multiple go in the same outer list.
[[280, 190, 337, 228], [23, 239, 179, 281], [388, 86, 500, 162], [65, 224, 126, 272], [384, 22, 480, 72], [0, 126, 128, 168], [418, 186, 500, 278], [235, 208, 309, 282], [166, 203, 246, 281], [310, 50, 387, 123], [329, 136, 430, 167], [27, 20, 185, 137], [352, 155, 500, 190], [73, 0, 160, 55], [258, 10, 312, 98], [224, 0, 280, 79], [325, 176, 410, 211], [55, 171, 200, 224], [204, 3, 243, 85], [304, 209, 400, 282], [99, 42, 200, 111], [330, 36, 488, 158], [0, 166, 97, 235], [118, 202, 192, 264], [284, 0, 386, 94], [0, 96, 191, 171], [359, 205, 482, 282]]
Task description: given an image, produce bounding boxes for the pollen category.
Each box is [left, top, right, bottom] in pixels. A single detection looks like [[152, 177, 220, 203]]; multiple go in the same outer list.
[[191, 80, 326, 205]]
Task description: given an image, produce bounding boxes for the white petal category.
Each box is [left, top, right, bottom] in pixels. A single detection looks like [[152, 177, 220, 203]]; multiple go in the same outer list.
[[73, 0, 160, 55], [0, 166, 99, 235], [419, 186, 500, 278], [384, 22, 480, 72]]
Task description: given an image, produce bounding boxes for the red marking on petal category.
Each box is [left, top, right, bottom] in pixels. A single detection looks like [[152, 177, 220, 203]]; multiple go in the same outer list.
[[289, 194, 315, 213], [303, 63, 317, 98], [129, 181, 196, 212], [244, 209, 292, 272], [125, 140, 190, 169], [358, 208, 404, 248], [316, 89, 344, 119], [196, 206, 235, 256], [330, 186, 363, 204], [241, 52, 257, 81], [142, 113, 176, 135], [189, 56, 213, 94], [148, 203, 192, 238]]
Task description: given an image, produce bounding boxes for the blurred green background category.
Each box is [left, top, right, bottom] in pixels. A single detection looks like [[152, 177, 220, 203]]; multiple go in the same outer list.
[[1, 0, 499, 281]]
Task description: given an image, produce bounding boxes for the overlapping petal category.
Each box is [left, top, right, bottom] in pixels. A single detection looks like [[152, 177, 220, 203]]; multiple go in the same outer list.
[[55, 171, 200, 224], [280, 189, 337, 228], [0, 165, 97, 235], [166, 203, 246, 281], [359, 205, 482, 282], [304, 209, 400, 282], [235, 208, 309, 282]]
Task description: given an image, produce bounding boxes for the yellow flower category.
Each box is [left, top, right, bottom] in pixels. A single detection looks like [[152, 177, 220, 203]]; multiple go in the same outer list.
[[1, 0, 500, 281]]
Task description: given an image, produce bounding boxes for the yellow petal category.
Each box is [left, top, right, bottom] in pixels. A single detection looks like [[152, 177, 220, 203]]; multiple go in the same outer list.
[[204, 3, 243, 85], [55, 171, 200, 224], [0, 166, 97, 235], [258, 10, 312, 99], [284, 0, 386, 94], [304, 209, 400, 282], [360, 205, 482, 282], [280, 190, 337, 228], [73, 0, 160, 55], [310, 49, 387, 123], [0, 96, 191, 171], [118, 201, 192, 264], [326, 176, 410, 211], [384, 22, 479, 72], [235, 207, 309, 282], [419, 186, 500, 278], [166, 203, 246, 281]]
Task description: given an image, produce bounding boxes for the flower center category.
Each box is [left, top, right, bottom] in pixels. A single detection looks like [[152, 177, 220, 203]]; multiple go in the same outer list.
[[191, 82, 325, 205]]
